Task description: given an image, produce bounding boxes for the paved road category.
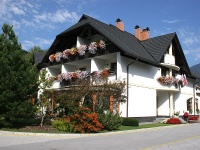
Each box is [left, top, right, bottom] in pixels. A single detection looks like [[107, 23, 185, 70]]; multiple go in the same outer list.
[[0, 123, 200, 150]]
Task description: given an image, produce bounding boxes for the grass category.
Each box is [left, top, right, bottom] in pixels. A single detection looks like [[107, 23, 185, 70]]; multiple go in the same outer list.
[[118, 123, 172, 131], [0, 123, 174, 134]]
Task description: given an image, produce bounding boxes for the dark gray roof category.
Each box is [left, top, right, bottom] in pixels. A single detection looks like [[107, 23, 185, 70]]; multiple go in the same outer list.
[[34, 52, 46, 65], [49, 14, 158, 65], [190, 63, 200, 79], [41, 14, 192, 77], [141, 33, 175, 62]]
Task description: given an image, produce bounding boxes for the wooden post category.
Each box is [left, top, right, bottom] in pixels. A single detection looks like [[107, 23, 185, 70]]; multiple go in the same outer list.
[[31, 97, 35, 105], [51, 98, 54, 113], [110, 95, 114, 113], [92, 94, 97, 112], [118, 97, 120, 115]]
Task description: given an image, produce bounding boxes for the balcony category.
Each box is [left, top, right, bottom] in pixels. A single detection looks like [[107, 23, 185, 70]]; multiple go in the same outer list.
[[49, 80, 61, 89], [50, 69, 117, 88], [156, 76, 185, 91], [160, 54, 180, 71]]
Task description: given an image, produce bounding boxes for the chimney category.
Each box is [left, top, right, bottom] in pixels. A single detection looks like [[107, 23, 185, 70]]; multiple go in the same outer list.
[[134, 25, 141, 40], [134, 26, 150, 41], [116, 18, 124, 31]]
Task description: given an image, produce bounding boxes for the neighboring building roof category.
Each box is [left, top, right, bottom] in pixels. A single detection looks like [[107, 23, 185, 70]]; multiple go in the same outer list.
[[34, 51, 46, 65], [41, 14, 192, 76], [142, 33, 191, 75], [190, 63, 200, 79]]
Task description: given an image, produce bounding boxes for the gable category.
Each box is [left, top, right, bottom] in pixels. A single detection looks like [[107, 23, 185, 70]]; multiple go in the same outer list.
[[141, 33, 191, 76], [41, 14, 158, 66]]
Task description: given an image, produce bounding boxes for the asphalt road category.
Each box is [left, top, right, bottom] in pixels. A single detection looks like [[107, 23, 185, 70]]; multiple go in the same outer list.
[[1, 123, 200, 150]]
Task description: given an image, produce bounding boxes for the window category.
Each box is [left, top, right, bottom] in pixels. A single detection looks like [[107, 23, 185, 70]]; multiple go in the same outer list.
[[161, 67, 169, 76], [111, 62, 117, 71], [110, 62, 117, 74], [187, 98, 192, 113]]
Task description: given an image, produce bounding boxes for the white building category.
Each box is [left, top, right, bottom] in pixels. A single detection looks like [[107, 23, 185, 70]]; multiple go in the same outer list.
[[37, 14, 200, 122]]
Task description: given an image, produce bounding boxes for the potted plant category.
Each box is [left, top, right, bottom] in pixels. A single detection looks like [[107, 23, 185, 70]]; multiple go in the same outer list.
[[77, 45, 87, 57], [55, 52, 62, 62], [49, 54, 55, 62], [69, 47, 78, 56], [97, 40, 106, 50], [88, 42, 97, 54], [62, 49, 70, 60]]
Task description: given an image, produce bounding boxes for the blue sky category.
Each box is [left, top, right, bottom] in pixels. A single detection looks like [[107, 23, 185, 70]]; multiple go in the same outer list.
[[0, 0, 200, 67]]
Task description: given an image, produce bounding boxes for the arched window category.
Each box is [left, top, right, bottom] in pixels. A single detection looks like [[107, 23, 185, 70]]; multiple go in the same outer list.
[[195, 98, 199, 113], [187, 98, 192, 113]]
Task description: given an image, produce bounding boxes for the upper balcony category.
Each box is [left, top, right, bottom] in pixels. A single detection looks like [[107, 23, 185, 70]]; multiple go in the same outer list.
[[160, 54, 180, 71], [49, 69, 117, 89]]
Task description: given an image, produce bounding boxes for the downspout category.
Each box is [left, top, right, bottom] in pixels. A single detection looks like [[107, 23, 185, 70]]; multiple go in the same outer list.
[[126, 57, 139, 117], [193, 81, 200, 116]]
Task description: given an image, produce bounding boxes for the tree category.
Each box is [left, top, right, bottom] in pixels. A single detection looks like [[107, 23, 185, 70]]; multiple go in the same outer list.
[[37, 69, 55, 127], [25, 46, 44, 64], [0, 24, 38, 127]]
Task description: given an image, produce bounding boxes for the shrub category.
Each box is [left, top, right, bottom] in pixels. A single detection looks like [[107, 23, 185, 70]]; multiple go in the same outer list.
[[166, 118, 181, 124], [98, 113, 121, 131], [122, 118, 139, 126], [188, 116, 199, 121], [70, 107, 103, 133], [52, 120, 73, 132], [11, 118, 40, 126]]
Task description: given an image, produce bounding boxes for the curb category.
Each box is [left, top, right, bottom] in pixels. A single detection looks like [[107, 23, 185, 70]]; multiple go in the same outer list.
[[0, 123, 191, 137]]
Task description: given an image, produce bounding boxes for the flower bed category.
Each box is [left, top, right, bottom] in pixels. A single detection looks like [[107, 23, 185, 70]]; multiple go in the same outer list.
[[166, 118, 181, 124], [188, 116, 199, 121]]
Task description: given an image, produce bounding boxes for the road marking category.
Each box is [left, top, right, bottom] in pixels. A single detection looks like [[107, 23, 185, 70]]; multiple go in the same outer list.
[[141, 135, 200, 150]]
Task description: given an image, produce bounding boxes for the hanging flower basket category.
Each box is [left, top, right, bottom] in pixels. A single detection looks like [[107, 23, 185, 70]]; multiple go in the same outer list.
[[62, 72, 73, 81], [100, 69, 109, 79], [55, 52, 62, 62], [49, 54, 55, 62], [62, 49, 70, 59], [69, 47, 78, 56], [97, 40, 106, 50], [157, 76, 176, 85], [77, 45, 87, 56], [88, 42, 97, 54]]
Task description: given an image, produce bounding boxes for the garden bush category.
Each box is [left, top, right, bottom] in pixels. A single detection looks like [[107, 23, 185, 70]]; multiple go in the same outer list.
[[166, 118, 181, 124], [70, 107, 103, 133], [52, 120, 73, 132], [122, 118, 139, 126], [98, 112, 121, 131], [11, 118, 40, 126]]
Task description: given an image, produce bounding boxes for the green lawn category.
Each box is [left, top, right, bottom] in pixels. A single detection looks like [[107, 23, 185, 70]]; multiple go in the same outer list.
[[118, 123, 172, 131], [0, 123, 173, 134]]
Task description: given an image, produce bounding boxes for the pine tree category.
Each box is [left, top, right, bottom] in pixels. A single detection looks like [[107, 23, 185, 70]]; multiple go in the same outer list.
[[0, 24, 38, 127]]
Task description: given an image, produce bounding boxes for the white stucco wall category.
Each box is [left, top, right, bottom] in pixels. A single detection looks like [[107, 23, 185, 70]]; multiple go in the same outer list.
[[157, 91, 169, 116], [127, 86, 156, 117], [119, 56, 158, 117]]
